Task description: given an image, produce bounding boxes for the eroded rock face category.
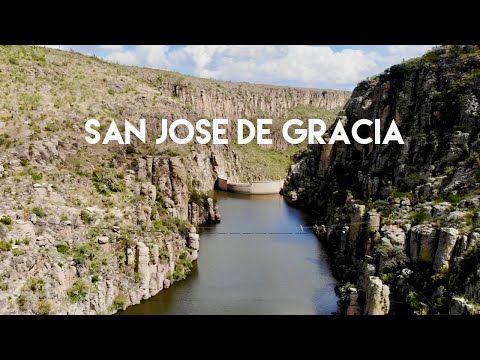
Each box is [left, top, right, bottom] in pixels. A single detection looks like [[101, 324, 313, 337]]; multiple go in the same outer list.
[[449, 297, 475, 315], [284, 46, 480, 315], [136, 242, 150, 299], [381, 224, 406, 247], [364, 277, 390, 315], [410, 225, 437, 263], [433, 228, 458, 272], [161, 82, 350, 137]]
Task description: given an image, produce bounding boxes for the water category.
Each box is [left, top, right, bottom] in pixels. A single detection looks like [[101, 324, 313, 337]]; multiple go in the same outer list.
[[119, 192, 338, 315]]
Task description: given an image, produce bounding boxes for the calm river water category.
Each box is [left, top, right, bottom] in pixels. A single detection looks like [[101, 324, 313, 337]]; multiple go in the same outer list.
[[119, 192, 338, 315]]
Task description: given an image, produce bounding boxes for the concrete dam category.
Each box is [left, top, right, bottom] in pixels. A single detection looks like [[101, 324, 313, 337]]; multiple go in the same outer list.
[[217, 177, 284, 195]]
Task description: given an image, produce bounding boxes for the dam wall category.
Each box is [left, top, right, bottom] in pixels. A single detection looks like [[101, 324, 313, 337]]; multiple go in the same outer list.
[[217, 177, 284, 194]]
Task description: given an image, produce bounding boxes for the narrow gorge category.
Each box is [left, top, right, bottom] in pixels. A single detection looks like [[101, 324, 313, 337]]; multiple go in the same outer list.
[[0, 45, 348, 314], [3, 44, 478, 316]]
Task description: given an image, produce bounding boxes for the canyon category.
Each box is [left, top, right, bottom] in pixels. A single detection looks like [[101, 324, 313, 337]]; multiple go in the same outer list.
[[3, 44, 479, 316], [0, 45, 348, 314]]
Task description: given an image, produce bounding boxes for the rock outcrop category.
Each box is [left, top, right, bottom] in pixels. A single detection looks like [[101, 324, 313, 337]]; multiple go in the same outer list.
[[364, 276, 390, 315], [155, 80, 350, 133], [286, 45, 480, 315]]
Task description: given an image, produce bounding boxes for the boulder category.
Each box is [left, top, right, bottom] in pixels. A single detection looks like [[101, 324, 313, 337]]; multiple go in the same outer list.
[[449, 297, 470, 315], [163, 278, 171, 289], [364, 276, 390, 315], [381, 224, 406, 247], [409, 224, 437, 263], [188, 233, 200, 251], [447, 211, 467, 222], [400, 198, 411, 207], [433, 228, 458, 272], [97, 236, 109, 245]]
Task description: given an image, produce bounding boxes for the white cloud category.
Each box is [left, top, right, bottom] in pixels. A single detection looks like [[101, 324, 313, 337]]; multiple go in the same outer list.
[[105, 50, 139, 65], [99, 45, 124, 51], [170, 45, 378, 88], [53, 45, 436, 89], [105, 45, 170, 68]]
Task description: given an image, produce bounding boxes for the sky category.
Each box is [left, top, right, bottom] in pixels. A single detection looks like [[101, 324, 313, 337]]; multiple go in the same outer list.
[[46, 45, 434, 90]]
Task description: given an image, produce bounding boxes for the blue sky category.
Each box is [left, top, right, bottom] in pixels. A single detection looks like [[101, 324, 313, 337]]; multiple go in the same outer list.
[[47, 45, 434, 90]]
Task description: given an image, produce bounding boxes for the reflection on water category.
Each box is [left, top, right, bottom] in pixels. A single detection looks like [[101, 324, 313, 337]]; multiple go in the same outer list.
[[119, 192, 338, 315]]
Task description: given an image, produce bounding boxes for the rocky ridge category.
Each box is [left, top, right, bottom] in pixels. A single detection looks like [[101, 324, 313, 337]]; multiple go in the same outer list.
[[285, 45, 480, 315]]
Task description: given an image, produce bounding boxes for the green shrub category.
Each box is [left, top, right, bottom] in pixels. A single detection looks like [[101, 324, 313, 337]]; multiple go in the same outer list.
[[133, 272, 142, 284], [403, 173, 428, 191], [115, 250, 126, 265], [56, 242, 70, 254], [0, 216, 12, 225], [411, 209, 428, 224], [422, 51, 441, 64], [20, 159, 29, 167], [118, 231, 136, 247], [0, 240, 12, 252], [29, 170, 43, 181], [447, 193, 462, 204], [111, 294, 127, 311], [13, 248, 25, 256], [380, 272, 396, 284], [27, 277, 45, 292], [72, 241, 99, 265], [126, 145, 137, 155], [15, 238, 30, 246], [60, 214, 69, 222], [32, 207, 46, 218], [44, 122, 58, 132], [80, 209, 94, 224], [0, 281, 8, 291], [159, 249, 170, 262], [16, 295, 27, 311], [444, 166, 455, 176], [172, 265, 186, 281], [190, 190, 208, 206], [153, 220, 168, 234], [406, 291, 429, 315], [92, 170, 125, 195], [36, 299, 52, 315], [67, 279, 89, 303], [162, 216, 189, 234], [178, 257, 193, 270]]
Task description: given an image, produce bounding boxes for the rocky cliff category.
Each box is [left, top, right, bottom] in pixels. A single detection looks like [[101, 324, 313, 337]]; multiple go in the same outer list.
[[153, 79, 349, 122], [0, 45, 349, 314], [285, 45, 480, 315]]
